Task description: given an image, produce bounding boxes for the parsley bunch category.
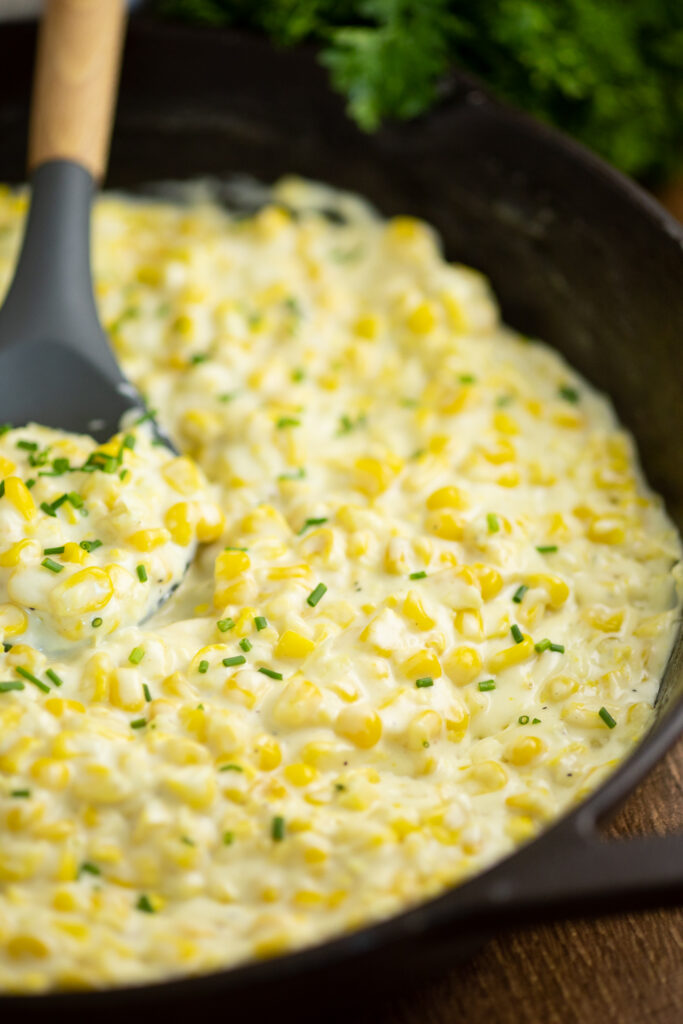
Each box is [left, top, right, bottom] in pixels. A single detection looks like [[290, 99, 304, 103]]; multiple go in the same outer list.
[[152, 0, 683, 181]]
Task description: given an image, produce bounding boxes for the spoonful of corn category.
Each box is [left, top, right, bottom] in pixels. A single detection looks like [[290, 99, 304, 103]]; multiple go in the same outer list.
[[0, 1, 215, 650]]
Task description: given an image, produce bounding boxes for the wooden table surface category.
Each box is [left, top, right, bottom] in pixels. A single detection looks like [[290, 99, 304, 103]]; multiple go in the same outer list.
[[348, 737, 682, 1024]]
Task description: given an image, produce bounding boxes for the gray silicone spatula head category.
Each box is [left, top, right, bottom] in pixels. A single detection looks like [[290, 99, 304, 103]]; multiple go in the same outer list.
[[0, 0, 157, 445]]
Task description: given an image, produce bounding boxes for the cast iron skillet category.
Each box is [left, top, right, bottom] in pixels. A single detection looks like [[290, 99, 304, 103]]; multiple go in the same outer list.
[[0, 16, 681, 1019]]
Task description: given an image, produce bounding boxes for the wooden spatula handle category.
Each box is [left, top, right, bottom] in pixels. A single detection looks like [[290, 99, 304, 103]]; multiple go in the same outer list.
[[28, 0, 127, 179]]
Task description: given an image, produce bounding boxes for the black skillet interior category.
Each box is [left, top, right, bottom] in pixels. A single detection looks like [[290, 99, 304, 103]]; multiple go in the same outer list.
[[0, 16, 682, 1020]]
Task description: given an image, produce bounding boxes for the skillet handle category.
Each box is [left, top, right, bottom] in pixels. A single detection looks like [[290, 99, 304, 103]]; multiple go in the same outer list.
[[28, 0, 126, 179]]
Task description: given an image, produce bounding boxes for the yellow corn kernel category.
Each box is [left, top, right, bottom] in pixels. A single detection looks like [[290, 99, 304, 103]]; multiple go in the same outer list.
[[481, 439, 515, 464], [405, 709, 442, 751], [164, 502, 195, 546], [401, 648, 442, 680], [4, 477, 35, 520], [194, 502, 225, 542], [275, 629, 316, 659], [49, 567, 114, 621], [387, 215, 424, 241], [444, 645, 482, 686], [334, 705, 382, 748], [467, 760, 508, 792], [497, 468, 520, 488], [539, 675, 579, 705], [267, 563, 311, 581], [561, 703, 618, 730], [471, 563, 504, 600], [294, 889, 324, 907], [403, 590, 436, 631], [179, 704, 207, 742], [284, 763, 317, 787], [587, 517, 626, 545], [0, 736, 39, 773], [353, 313, 379, 339], [445, 703, 469, 742], [407, 301, 436, 334], [527, 573, 570, 609], [45, 697, 85, 717], [61, 542, 88, 565], [426, 485, 467, 510], [0, 848, 43, 882], [488, 636, 534, 674], [0, 454, 16, 476], [254, 736, 282, 771], [162, 456, 205, 495], [29, 757, 71, 790], [240, 503, 291, 537], [6, 934, 49, 960], [426, 509, 465, 541], [453, 608, 484, 641], [505, 815, 536, 842], [215, 549, 251, 580], [0, 603, 28, 638], [52, 889, 77, 913], [303, 845, 328, 865], [493, 410, 520, 435], [0, 539, 39, 567], [354, 454, 403, 498], [583, 605, 625, 632], [270, 679, 327, 730], [164, 773, 216, 810], [507, 735, 547, 766], [109, 670, 145, 712], [127, 528, 171, 551], [136, 264, 162, 286]]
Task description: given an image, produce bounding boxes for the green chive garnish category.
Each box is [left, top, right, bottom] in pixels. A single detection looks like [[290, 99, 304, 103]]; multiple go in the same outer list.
[[271, 816, 285, 841], [410, 571, 427, 580], [143, 683, 152, 702], [219, 763, 243, 772], [0, 681, 25, 693], [549, 642, 565, 653], [136, 564, 147, 582], [16, 440, 38, 451], [130, 718, 147, 729], [255, 616, 267, 631], [599, 707, 617, 729], [217, 618, 235, 632], [46, 669, 63, 687], [136, 894, 155, 912], [487, 513, 500, 533], [512, 585, 528, 604], [11, 789, 30, 798], [511, 624, 524, 644], [239, 638, 252, 653], [478, 679, 496, 691], [534, 639, 552, 652], [40, 502, 57, 518], [223, 655, 246, 667], [129, 647, 145, 665], [259, 667, 283, 680], [198, 660, 209, 674], [80, 539, 102, 552], [223, 831, 235, 846], [559, 385, 580, 403], [298, 517, 328, 535], [518, 715, 530, 725], [536, 545, 558, 554], [415, 677, 433, 688], [15, 667, 50, 693], [43, 545, 65, 556], [41, 557, 63, 574], [307, 582, 327, 607], [79, 862, 101, 877], [276, 416, 300, 429], [91, 617, 103, 628]]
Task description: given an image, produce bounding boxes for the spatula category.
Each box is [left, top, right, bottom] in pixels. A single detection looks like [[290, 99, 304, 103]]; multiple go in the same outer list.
[[0, 0, 147, 443]]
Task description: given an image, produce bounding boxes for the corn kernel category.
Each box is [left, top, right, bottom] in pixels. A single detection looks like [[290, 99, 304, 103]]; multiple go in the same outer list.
[[284, 763, 317, 787], [402, 590, 436, 631], [164, 502, 195, 546], [4, 477, 36, 520], [162, 456, 205, 495], [126, 528, 171, 551], [401, 649, 442, 679], [507, 735, 546, 766], [426, 485, 466, 510], [444, 645, 482, 686], [407, 301, 436, 334], [335, 705, 382, 748], [275, 629, 316, 659], [0, 603, 28, 638], [488, 636, 534, 674]]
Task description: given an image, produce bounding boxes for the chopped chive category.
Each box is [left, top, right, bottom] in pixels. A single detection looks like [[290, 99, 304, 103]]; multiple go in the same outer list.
[[79, 861, 101, 877], [278, 467, 306, 481], [119, 468, 129, 482], [459, 374, 476, 384], [512, 584, 529, 604], [128, 647, 145, 665], [297, 516, 328, 535], [16, 667, 50, 693], [123, 434, 136, 450], [549, 643, 565, 653], [46, 669, 63, 687], [180, 835, 195, 846], [198, 660, 209, 674], [66, 492, 84, 509], [136, 564, 147, 582], [130, 718, 147, 729], [511, 624, 524, 644], [487, 513, 500, 534], [43, 545, 65, 556], [224, 546, 248, 552], [532, 717, 542, 724], [53, 458, 71, 474], [134, 409, 157, 426], [25, 478, 35, 489], [271, 816, 285, 841], [143, 683, 152, 702], [223, 831, 235, 846], [276, 417, 300, 429], [0, 481, 4, 497], [223, 655, 246, 667], [136, 894, 155, 913], [559, 385, 580, 403], [11, 789, 30, 798], [518, 715, 530, 725], [219, 763, 243, 772], [534, 638, 552, 653], [259, 667, 283, 680], [291, 367, 305, 382], [190, 352, 209, 365], [0, 424, 11, 436], [478, 679, 496, 691], [415, 677, 434, 688], [239, 638, 252, 653], [40, 502, 57, 518], [536, 545, 558, 554], [0, 681, 24, 693], [599, 706, 617, 729], [307, 582, 327, 607], [255, 616, 267, 631], [80, 539, 102, 552], [91, 617, 103, 628], [410, 571, 428, 580], [16, 440, 38, 451], [217, 618, 235, 632], [50, 494, 69, 511]]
